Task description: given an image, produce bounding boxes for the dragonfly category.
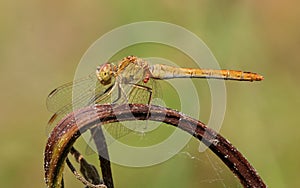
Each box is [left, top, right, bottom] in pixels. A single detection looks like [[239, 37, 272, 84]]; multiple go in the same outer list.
[[46, 56, 263, 187], [47, 55, 264, 132]]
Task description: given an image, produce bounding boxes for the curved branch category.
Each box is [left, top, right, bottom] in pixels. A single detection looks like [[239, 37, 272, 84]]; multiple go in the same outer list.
[[44, 104, 266, 188]]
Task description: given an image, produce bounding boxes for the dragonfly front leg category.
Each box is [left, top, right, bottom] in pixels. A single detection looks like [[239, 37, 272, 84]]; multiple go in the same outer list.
[[91, 84, 117, 105]]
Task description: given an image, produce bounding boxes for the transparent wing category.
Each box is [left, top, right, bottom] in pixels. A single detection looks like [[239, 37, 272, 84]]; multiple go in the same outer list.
[[48, 59, 162, 154], [46, 72, 115, 132], [47, 73, 96, 113]]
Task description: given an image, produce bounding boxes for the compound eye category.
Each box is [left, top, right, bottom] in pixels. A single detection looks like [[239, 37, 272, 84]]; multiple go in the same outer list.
[[96, 63, 112, 85]]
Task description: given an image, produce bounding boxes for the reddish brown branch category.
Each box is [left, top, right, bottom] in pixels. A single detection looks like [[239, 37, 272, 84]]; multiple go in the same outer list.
[[44, 104, 266, 188]]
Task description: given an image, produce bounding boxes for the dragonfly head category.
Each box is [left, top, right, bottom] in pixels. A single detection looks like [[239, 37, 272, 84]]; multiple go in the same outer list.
[[96, 63, 114, 85]]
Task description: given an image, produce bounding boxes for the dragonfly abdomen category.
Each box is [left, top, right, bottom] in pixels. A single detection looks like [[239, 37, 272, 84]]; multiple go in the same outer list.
[[193, 69, 264, 81], [149, 64, 263, 81]]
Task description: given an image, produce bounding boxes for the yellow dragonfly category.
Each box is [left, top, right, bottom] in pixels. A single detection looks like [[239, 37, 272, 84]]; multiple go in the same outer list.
[[47, 55, 263, 129]]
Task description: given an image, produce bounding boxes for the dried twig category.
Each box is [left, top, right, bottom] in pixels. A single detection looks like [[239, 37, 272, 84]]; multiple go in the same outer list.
[[44, 104, 266, 188]]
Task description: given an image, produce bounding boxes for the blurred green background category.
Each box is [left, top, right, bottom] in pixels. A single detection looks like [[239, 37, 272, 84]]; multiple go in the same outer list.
[[1, 0, 299, 187]]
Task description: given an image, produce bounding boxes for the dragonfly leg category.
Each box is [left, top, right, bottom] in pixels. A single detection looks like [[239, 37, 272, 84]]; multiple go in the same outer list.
[[92, 84, 117, 105], [130, 83, 153, 106], [128, 83, 153, 121], [112, 83, 124, 104]]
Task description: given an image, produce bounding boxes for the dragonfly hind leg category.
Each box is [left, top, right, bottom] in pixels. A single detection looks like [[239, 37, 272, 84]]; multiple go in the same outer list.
[[129, 83, 153, 120]]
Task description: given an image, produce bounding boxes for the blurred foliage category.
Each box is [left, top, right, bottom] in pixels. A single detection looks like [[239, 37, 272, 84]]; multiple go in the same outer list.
[[1, 0, 299, 187]]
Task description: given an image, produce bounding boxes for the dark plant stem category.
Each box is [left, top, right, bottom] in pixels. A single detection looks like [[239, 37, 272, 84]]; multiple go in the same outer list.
[[90, 127, 114, 188]]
